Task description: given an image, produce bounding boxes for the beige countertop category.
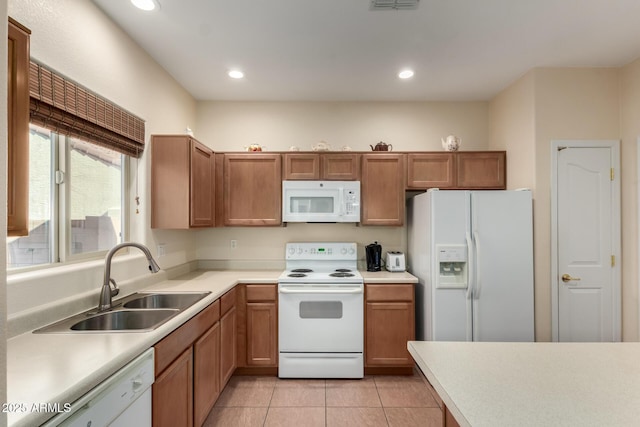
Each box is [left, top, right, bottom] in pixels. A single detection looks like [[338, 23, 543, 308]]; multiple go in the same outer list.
[[408, 341, 640, 427], [8, 269, 416, 426]]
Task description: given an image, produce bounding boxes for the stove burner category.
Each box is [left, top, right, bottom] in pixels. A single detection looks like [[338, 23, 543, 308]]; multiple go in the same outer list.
[[291, 268, 313, 273], [288, 273, 307, 278], [335, 268, 352, 273], [329, 272, 355, 278]]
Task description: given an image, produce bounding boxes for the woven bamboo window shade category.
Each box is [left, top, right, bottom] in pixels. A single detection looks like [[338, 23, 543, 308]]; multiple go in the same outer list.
[[29, 60, 145, 157]]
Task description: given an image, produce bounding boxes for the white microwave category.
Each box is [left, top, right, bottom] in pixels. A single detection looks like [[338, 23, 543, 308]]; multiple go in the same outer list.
[[282, 181, 360, 223]]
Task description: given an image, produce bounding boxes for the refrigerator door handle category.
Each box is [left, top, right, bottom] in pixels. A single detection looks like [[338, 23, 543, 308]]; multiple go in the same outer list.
[[465, 232, 474, 300], [473, 231, 481, 300], [465, 232, 474, 341]]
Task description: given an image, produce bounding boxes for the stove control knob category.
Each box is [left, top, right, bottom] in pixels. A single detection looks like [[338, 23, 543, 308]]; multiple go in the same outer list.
[[297, 247, 304, 255], [348, 247, 355, 255], [288, 247, 296, 255], [340, 247, 347, 255]]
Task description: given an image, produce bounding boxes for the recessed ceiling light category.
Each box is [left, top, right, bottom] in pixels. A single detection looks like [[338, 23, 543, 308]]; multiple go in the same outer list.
[[131, 0, 158, 11], [398, 69, 414, 79], [228, 70, 245, 79]]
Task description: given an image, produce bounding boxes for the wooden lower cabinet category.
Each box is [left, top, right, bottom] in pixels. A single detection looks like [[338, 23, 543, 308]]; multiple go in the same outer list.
[[236, 284, 278, 372], [365, 284, 415, 371], [220, 299, 237, 386], [153, 300, 220, 427], [153, 347, 194, 427], [246, 302, 278, 366], [193, 322, 220, 427]]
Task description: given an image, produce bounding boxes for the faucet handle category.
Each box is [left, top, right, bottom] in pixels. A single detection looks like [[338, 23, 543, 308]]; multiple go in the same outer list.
[[109, 278, 119, 297]]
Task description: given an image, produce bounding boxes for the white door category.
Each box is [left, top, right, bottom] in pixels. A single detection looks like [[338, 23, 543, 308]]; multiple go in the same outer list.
[[552, 141, 620, 342]]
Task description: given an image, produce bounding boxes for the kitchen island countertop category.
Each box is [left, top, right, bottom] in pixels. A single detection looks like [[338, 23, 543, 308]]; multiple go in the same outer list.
[[8, 268, 416, 426], [408, 341, 640, 427]]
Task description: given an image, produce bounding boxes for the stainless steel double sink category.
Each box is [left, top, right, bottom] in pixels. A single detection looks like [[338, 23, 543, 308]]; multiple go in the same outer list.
[[34, 291, 211, 333]]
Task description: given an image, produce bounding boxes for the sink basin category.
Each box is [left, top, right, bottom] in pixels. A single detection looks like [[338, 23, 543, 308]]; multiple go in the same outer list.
[[34, 291, 211, 334], [70, 309, 179, 331], [122, 292, 209, 310]]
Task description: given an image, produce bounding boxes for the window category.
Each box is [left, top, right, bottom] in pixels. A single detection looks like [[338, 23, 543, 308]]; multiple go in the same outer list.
[[7, 124, 127, 270]]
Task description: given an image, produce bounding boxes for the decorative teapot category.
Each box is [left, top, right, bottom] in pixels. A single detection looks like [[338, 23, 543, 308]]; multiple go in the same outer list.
[[441, 135, 461, 152], [370, 141, 393, 151]]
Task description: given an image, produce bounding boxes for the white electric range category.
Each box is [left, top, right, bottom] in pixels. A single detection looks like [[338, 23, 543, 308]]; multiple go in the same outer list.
[[278, 242, 364, 379]]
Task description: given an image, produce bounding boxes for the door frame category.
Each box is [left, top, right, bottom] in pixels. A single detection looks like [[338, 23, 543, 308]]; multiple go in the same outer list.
[[550, 140, 621, 342]]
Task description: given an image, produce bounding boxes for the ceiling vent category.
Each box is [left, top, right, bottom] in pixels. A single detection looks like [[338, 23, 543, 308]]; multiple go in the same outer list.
[[370, 0, 420, 11]]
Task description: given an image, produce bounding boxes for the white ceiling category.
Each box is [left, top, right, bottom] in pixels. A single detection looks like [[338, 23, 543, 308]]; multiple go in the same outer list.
[[93, 0, 640, 102]]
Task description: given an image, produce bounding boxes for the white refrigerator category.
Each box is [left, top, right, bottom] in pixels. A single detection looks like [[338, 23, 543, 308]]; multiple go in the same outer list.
[[407, 190, 534, 342]]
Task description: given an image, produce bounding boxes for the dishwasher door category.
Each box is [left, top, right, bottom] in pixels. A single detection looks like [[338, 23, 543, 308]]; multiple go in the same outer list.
[[42, 348, 154, 427]]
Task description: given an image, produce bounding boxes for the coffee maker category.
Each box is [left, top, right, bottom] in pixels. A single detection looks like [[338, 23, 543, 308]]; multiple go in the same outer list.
[[366, 241, 382, 272]]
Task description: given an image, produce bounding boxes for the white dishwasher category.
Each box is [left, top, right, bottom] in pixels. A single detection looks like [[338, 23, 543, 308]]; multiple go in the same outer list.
[[42, 348, 154, 427]]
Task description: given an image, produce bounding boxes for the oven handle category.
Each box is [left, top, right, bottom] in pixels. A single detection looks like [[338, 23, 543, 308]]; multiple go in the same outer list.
[[279, 287, 363, 294]]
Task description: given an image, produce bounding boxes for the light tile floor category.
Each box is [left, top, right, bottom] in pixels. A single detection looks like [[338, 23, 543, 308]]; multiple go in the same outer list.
[[204, 368, 443, 426]]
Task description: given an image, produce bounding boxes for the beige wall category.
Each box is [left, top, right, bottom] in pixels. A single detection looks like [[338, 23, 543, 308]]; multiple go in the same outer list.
[[620, 58, 640, 341], [488, 71, 536, 190], [7, 1, 197, 318], [195, 101, 488, 152], [491, 68, 625, 341], [534, 68, 621, 341], [194, 101, 490, 264]]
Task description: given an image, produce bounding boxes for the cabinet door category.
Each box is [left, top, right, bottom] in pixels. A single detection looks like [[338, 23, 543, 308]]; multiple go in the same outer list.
[[361, 154, 406, 226], [455, 151, 506, 189], [190, 140, 215, 227], [246, 302, 277, 366], [223, 154, 282, 225], [7, 19, 30, 236], [365, 301, 415, 367], [407, 153, 455, 189], [220, 305, 237, 387], [193, 322, 220, 427], [153, 347, 193, 427], [283, 153, 319, 180], [321, 153, 360, 180]]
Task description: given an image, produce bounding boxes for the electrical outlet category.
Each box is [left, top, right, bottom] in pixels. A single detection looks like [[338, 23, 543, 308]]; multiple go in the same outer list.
[[157, 244, 166, 257], [230, 240, 237, 249]]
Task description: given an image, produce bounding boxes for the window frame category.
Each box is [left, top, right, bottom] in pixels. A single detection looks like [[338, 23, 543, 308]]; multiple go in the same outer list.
[[7, 125, 130, 272]]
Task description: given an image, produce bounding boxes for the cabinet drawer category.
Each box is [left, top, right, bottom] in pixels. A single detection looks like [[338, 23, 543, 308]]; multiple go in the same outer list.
[[366, 284, 414, 302], [246, 284, 277, 302], [155, 299, 220, 375], [221, 287, 236, 315]]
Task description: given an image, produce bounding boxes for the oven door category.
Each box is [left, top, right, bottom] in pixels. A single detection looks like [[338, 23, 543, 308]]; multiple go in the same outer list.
[[278, 283, 363, 353]]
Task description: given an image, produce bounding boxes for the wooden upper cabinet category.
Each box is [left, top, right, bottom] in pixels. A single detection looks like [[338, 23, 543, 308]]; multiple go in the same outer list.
[[283, 153, 320, 179], [322, 153, 360, 180], [151, 135, 215, 229], [283, 153, 360, 180], [361, 153, 406, 226], [7, 18, 30, 236], [407, 153, 455, 189], [222, 153, 282, 226], [455, 151, 506, 189], [190, 140, 216, 227]]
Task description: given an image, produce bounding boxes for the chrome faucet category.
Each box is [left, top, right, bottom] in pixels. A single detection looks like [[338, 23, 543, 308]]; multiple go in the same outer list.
[[99, 242, 161, 312]]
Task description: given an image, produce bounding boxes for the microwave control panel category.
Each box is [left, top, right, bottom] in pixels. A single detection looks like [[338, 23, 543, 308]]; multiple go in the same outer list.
[[344, 189, 359, 215]]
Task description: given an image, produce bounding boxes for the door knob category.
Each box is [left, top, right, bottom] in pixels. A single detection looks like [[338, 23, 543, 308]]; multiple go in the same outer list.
[[561, 274, 580, 283]]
